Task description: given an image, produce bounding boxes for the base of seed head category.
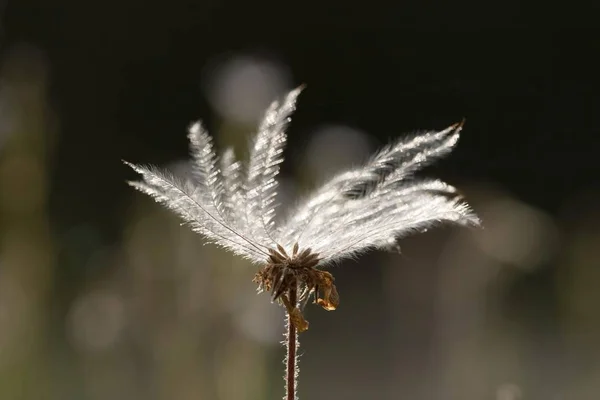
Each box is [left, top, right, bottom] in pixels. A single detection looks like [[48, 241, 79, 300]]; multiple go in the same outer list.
[[253, 242, 340, 332]]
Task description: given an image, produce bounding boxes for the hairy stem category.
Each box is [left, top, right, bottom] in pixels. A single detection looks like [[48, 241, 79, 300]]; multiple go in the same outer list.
[[285, 288, 298, 400]]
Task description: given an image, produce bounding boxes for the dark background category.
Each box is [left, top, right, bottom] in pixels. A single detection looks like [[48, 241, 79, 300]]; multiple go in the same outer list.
[[5, 3, 600, 229], [1, 1, 599, 399]]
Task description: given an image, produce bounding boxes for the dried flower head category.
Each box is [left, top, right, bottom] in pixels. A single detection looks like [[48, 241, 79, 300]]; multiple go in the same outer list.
[[124, 86, 480, 332]]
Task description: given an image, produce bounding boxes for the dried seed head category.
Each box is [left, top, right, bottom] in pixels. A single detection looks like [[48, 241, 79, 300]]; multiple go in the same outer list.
[[253, 243, 339, 331]]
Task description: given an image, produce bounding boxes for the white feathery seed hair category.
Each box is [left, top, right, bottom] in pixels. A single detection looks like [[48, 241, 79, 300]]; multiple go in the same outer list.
[[124, 86, 480, 330]]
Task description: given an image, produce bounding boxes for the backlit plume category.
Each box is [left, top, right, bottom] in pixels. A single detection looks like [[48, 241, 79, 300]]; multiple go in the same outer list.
[[124, 86, 480, 331]]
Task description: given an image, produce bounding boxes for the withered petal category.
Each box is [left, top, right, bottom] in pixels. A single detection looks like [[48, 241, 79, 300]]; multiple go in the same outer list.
[[289, 307, 309, 333], [328, 284, 340, 309], [316, 297, 337, 311], [316, 275, 339, 311]]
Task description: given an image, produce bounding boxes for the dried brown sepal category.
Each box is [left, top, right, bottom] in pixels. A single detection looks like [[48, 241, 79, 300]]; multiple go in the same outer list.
[[268, 248, 286, 263], [298, 248, 312, 260], [302, 252, 319, 264], [304, 257, 320, 269], [277, 244, 289, 258]]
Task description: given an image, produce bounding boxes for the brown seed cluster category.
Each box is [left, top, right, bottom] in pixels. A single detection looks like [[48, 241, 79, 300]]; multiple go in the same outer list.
[[253, 243, 339, 332]]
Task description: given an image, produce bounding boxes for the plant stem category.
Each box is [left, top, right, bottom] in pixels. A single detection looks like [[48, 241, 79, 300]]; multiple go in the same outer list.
[[285, 288, 298, 400]]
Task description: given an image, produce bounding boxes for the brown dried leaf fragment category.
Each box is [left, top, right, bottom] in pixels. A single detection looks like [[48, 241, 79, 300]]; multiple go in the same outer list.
[[315, 271, 339, 311], [281, 294, 309, 333]]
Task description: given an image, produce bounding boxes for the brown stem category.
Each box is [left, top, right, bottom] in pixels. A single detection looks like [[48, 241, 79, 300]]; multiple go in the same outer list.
[[285, 288, 298, 400]]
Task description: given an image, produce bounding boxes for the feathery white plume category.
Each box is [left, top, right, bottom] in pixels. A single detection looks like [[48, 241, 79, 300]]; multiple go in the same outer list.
[[124, 86, 480, 330]]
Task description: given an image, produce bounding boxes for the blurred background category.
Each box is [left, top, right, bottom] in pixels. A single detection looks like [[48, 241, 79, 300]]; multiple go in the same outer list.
[[1, 2, 599, 399]]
